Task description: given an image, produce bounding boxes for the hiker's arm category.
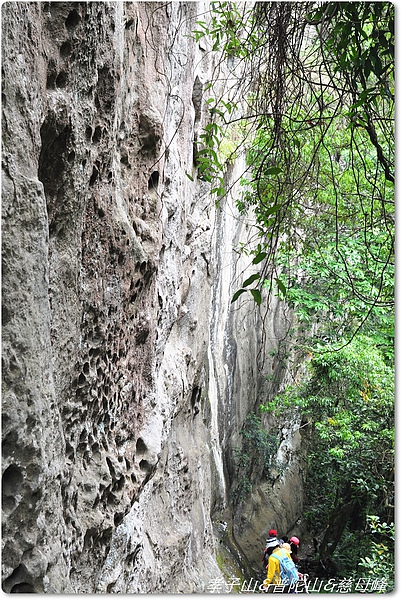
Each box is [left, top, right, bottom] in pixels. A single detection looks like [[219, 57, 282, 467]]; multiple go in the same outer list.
[[265, 556, 278, 584]]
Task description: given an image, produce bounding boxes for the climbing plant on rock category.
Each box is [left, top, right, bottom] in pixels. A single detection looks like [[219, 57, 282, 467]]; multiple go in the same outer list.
[[231, 413, 282, 506]]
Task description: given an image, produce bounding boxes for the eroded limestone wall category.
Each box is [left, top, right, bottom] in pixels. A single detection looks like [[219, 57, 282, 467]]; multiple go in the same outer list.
[[2, 1, 304, 593]]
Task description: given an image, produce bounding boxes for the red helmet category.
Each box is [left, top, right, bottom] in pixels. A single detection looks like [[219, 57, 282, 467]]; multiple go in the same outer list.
[[289, 536, 300, 546]]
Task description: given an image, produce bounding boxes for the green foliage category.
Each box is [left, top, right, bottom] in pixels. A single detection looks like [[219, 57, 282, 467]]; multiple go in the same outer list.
[[308, 2, 394, 185], [190, 5, 249, 197], [241, 76, 394, 355], [192, 3, 394, 352], [193, 2, 254, 57], [314, 517, 395, 592], [189, 98, 243, 203], [264, 335, 394, 535], [231, 413, 282, 505], [358, 516, 395, 591]]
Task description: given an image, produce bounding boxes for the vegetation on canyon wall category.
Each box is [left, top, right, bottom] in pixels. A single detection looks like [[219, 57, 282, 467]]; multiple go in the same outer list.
[[262, 334, 394, 584], [193, 0, 394, 587], [231, 413, 282, 506]]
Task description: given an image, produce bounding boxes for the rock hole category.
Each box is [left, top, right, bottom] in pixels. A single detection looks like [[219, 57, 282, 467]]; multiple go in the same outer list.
[[2, 304, 10, 326], [106, 457, 115, 477], [191, 385, 201, 407], [2, 464, 23, 497], [148, 171, 159, 191], [66, 444, 74, 459], [114, 512, 124, 527], [46, 71, 56, 89], [135, 437, 147, 456], [65, 9, 81, 30], [56, 71, 68, 88], [60, 40, 72, 58], [89, 166, 98, 187], [139, 459, 151, 472], [92, 125, 102, 143], [83, 528, 96, 548], [11, 583, 35, 593], [38, 118, 70, 199], [107, 491, 117, 504], [120, 152, 129, 166]]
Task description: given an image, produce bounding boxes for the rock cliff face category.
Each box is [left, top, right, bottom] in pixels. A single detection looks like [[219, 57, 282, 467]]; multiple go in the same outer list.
[[2, 2, 304, 593]]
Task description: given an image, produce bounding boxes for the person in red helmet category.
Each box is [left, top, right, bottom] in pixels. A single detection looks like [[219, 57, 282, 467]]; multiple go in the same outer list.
[[262, 530, 278, 568], [289, 536, 300, 564]]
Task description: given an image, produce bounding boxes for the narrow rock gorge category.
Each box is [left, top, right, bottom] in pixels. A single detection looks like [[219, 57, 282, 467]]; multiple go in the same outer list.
[[2, 2, 304, 593]]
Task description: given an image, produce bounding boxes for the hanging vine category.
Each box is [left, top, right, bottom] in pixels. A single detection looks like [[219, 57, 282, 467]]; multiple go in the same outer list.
[[192, 1, 394, 356]]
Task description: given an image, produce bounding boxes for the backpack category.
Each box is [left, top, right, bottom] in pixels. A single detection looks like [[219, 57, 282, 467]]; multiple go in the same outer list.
[[273, 548, 299, 585]]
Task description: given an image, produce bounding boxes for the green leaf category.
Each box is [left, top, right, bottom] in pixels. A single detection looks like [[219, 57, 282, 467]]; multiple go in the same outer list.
[[186, 172, 194, 182], [243, 273, 260, 287], [231, 288, 246, 303], [250, 288, 262, 305], [252, 251, 267, 265], [275, 277, 287, 297], [264, 204, 280, 217], [265, 166, 282, 175]]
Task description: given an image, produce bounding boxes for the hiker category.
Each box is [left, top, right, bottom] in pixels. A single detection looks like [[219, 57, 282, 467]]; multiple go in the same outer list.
[[289, 536, 300, 565], [263, 541, 299, 592], [262, 530, 279, 568], [263, 540, 282, 586]]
